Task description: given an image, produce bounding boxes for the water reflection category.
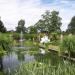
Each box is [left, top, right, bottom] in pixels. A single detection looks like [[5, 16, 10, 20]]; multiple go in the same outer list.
[[16, 51, 25, 62], [2, 51, 35, 73], [0, 56, 3, 71], [3, 52, 19, 72], [1, 49, 64, 74], [25, 53, 35, 63], [35, 51, 61, 67]]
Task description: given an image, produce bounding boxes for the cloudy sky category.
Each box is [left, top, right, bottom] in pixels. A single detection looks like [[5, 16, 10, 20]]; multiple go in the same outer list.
[[0, 0, 75, 31]]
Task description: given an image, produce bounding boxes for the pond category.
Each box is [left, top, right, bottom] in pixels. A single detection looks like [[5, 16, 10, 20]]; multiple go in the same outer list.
[[0, 47, 75, 75]]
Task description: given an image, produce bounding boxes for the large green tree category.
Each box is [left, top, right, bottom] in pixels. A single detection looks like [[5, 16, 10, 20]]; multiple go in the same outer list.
[[0, 18, 6, 33], [28, 26, 37, 34], [16, 19, 26, 33], [35, 10, 50, 32], [49, 11, 62, 32], [35, 19, 46, 32], [41, 10, 51, 32], [67, 16, 75, 34], [35, 10, 62, 33]]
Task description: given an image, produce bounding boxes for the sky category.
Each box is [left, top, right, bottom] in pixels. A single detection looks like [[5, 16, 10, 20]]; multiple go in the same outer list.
[[0, 0, 75, 31]]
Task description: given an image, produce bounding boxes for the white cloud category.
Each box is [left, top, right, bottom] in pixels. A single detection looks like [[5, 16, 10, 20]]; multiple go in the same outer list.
[[60, 0, 69, 4], [0, 0, 75, 31], [0, 0, 42, 30]]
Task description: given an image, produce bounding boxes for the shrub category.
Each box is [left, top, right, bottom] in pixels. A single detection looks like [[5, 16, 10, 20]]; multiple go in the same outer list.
[[24, 34, 37, 41], [13, 33, 20, 40], [0, 33, 12, 55], [60, 35, 75, 57], [50, 32, 59, 41]]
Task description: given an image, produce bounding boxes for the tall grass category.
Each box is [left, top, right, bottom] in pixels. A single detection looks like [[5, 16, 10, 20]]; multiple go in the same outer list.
[[60, 35, 75, 57], [0, 33, 12, 56], [12, 61, 75, 75]]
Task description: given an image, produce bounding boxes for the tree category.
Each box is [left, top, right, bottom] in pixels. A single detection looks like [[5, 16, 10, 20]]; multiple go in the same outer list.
[[0, 18, 6, 33], [35, 10, 51, 33], [35, 19, 46, 32], [50, 11, 62, 33], [35, 10, 62, 33], [42, 10, 51, 32], [28, 26, 37, 34], [67, 16, 75, 34], [16, 19, 26, 33]]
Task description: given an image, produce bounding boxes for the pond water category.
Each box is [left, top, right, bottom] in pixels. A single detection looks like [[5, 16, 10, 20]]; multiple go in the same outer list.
[[3, 52, 35, 72], [0, 47, 74, 74]]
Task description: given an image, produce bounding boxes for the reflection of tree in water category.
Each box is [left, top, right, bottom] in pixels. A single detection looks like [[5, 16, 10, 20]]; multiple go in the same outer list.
[[34, 52, 61, 67], [34, 53, 50, 64], [0, 40, 11, 72], [17, 51, 25, 62], [16, 50, 36, 63], [0, 56, 3, 71]]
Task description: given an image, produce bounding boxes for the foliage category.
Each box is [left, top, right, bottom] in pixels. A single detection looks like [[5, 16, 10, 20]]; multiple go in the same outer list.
[[67, 16, 75, 34], [0, 33, 12, 56], [0, 33, 13, 43], [51, 40, 60, 46], [60, 35, 75, 54], [28, 26, 37, 34], [13, 33, 38, 41], [24, 34, 37, 41], [24, 40, 35, 46], [0, 71, 4, 75], [35, 10, 62, 33], [12, 61, 75, 75], [50, 11, 62, 32], [16, 19, 26, 33], [50, 32, 59, 41], [0, 19, 6, 33], [35, 19, 47, 32], [49, 32, 60, 46], [35, 10, 50, 32], [13, 33, 20, 40], [0, 40, 11, 51], [18, 19, 25, 26], [0, 40, 11, 56]]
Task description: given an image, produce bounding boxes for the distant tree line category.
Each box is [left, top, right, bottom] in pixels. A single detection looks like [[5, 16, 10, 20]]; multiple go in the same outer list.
[[0, 10, 75, 34], [16, 10, 62, 34]]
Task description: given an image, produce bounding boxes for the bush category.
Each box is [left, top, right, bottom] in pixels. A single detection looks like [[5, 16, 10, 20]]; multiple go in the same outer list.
[[50, 32, 59, 41], [0, 72, 4, 75], [13, 33, 20, 40], [24, 34, 37, 41], [0, 33, 12, 55], [0, 40, 11, 52], [60, 35, 75, 56]]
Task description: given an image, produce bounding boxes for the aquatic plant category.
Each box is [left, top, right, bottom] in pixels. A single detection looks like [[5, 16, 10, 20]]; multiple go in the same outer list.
[[0, 34, 12, 56], [12, 61, 75, 75], [60, 35, 75, 57]]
